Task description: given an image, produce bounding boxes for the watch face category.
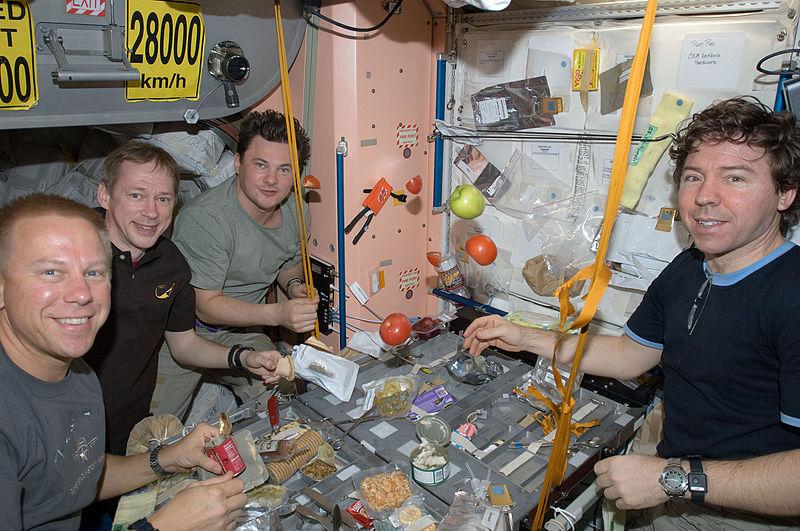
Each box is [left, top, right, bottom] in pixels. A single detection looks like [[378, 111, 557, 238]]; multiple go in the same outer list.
[[660, 466, 688, 496]]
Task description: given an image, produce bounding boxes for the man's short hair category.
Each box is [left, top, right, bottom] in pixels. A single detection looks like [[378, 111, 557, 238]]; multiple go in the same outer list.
[[669, 97, 800, 235], [102, 141, 181, 195], [237, 110, 311, 168], [0, 193, 112, 273]]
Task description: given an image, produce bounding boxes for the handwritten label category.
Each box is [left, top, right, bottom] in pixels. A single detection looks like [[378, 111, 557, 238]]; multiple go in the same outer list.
[[0, 0, 38, 110], [474, 40, 511, 80], [677, 32, 745, 90]]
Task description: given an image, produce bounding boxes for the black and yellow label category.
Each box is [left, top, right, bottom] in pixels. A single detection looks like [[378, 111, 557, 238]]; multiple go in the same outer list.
[[0, 0, 38, 110], [125, 0, 205, 102]]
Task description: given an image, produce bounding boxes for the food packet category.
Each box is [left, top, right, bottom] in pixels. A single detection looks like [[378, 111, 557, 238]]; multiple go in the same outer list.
[[243, 484, 288, 511], [389, 495, 437, 531], [299, 442, 338, 481], [292, 344, 359, 401], [362, 375, 419, 417], [439, 490, 506, 530], [352, 462, 423, 520]]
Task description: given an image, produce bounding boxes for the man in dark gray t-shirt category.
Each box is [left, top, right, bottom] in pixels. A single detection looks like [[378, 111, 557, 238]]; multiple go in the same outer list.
[[0, 194, 247, 530]]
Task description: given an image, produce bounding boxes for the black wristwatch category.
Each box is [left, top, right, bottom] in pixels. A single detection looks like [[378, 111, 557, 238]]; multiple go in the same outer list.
[[687, 455, 708, 505], [127, 517, 158, 530], [148, 445, 171, 478]]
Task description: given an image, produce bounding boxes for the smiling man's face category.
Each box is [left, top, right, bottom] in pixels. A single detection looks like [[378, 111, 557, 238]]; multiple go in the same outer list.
[[0, 214, 111, 365], [98, 159, 176, 261], [678, 140, 796, 272]]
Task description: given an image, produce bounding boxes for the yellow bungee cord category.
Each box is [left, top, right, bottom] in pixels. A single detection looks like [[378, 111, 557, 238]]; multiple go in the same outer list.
[[275, 0, 319, 338], [531, 1, 659, 528]]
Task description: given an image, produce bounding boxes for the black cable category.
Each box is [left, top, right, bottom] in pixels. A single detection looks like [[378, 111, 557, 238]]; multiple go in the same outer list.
[[435, 130, 675, 144], [304, 0, 403, 33], [756, 48, 800, 76]]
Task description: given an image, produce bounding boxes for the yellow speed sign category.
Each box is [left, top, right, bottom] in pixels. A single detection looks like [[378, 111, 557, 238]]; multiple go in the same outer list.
[[0, 0, 38, 111], [126, 0, 205, 102]]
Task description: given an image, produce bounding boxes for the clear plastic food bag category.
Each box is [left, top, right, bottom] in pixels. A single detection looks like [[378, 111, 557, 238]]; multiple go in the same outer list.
[[352, 461, 423, 520], [491, 150, 571, 219], [389, 495, 437, 530], [362, 375, 419, 417], [439, 490, 508, 531]]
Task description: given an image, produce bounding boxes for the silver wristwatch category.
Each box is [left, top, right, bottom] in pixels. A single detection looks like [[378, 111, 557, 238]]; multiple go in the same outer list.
[[659, 457, 688, 499], [149, 444, 171, 478]]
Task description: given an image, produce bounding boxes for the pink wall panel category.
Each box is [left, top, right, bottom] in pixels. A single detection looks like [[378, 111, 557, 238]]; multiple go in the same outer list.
[[308, 0, 446, 345]]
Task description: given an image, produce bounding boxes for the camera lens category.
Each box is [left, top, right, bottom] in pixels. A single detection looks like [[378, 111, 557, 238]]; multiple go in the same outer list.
[[224, 55, 250, 83]]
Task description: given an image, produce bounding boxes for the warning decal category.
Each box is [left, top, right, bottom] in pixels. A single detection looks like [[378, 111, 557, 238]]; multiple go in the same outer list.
[[65, 0, 106, 16], [398, 267, 420, 292], [396, 122, 419, 149]]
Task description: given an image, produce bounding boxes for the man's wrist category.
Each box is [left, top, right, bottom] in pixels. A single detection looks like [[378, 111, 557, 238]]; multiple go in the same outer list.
[[227, 344, 255, 369], [284, 277, 303, 296], [148, 445, 173, 478]]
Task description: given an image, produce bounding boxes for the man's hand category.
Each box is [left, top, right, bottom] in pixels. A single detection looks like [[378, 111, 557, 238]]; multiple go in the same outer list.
[[159, 423, 223, 475], [148, 472, 246, 531], [243, 349, 282, 384], [276, 294, 319, 333], [287, 281, 309, 300], [463, 315, 527, 356], [594, 454, 671, 510]]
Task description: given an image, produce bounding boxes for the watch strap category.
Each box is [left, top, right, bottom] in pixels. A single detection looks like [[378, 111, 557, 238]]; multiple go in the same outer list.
[[148, 444, 171, 478], [687, 455, 707, 505], [227, 344, 254, 369], [284, 277, 303, 294], [127, 517, 158, 530]]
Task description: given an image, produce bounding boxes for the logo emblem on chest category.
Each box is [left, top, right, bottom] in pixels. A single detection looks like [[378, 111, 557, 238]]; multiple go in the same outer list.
[[155, 282, 175, 299]]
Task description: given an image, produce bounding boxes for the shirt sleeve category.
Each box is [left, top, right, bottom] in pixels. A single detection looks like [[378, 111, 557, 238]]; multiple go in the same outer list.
[[165, 269, 197, 333], [281, 200, 310, 271], [774, 296, 800, 428], [624, 268, 668, 349], [0, 433, 23, 530], [172, 207, 231, 292]]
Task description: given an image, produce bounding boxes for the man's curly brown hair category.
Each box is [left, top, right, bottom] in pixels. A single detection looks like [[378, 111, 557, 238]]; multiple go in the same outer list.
[[237, 109, 311, 168], [669, 97, 800, 235]]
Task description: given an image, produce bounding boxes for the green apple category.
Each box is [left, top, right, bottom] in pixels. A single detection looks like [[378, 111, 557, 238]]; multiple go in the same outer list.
[[449, 184, 486, 220]]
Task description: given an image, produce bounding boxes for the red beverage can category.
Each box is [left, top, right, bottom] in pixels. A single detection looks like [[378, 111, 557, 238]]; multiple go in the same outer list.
[[267, 393, 280, 430], [205, 434, 246, 476]]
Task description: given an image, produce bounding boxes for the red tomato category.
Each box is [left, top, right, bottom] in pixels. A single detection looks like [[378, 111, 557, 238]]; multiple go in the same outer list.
[[405, 174, 423, 195], [465, 234, 497, 266], [379, 313, 412, 346]]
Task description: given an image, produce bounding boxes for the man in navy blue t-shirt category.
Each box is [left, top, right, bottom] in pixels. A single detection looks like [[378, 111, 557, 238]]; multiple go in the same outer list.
[[464, 98, 800, 526]]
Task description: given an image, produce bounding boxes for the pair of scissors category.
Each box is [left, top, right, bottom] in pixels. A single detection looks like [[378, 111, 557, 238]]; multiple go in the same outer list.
[[344, 177, 393, 244]]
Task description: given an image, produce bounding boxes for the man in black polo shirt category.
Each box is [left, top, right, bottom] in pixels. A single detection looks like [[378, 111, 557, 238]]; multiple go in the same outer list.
[[83, 142, 283, 457]]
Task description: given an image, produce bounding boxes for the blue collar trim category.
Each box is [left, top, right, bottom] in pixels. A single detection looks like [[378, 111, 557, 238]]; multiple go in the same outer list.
[[705, 240, 796, 287]]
